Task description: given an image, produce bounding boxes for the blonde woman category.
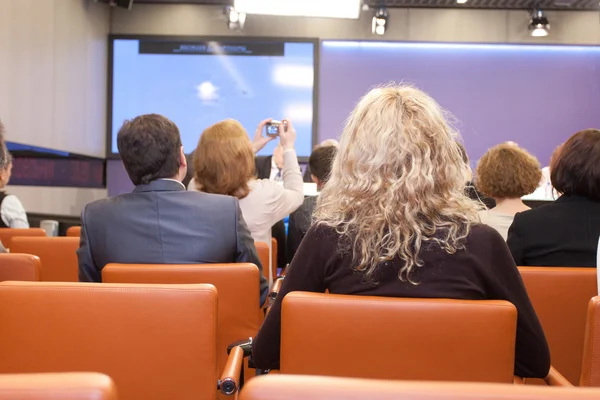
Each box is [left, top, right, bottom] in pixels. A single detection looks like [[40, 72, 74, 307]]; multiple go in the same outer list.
[[189, 119, 304, 277], [252, 85, 550, 379]]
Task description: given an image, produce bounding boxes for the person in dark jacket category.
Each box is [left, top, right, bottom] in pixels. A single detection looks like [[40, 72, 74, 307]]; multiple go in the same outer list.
[[287, 145, 337, 262], [507, 129, 600, 267]]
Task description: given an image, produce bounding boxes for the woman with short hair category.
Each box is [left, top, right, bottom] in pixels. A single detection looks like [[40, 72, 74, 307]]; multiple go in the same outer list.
[[189, 118, 304, 245], [475, 143, 542, 240], [508, 129, 600, 267], [252, 85, 550, 379]]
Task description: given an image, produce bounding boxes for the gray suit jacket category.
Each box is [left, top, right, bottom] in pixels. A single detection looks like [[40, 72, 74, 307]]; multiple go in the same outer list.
[[77, 179, 269, 305]]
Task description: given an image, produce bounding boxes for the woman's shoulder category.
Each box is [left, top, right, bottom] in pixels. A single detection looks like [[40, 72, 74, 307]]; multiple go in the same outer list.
[[466, 223, 507, 247], [304, 223, 341, 245]]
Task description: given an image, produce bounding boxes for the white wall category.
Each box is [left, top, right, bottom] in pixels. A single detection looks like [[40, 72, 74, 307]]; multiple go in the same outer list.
[[0, 0, 110, 157], [110, 5, 600, 45], [0, 0, 110, 216]]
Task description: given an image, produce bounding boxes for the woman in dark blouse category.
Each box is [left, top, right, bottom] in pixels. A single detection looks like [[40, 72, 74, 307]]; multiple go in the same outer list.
[[252, 85, 550, 378], [507, 129, 600, 267]]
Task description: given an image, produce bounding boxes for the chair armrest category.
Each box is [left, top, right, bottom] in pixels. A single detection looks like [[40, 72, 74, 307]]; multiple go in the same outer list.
[[219, 346, 244, 396], [513, 376, 524, 384], [544, 366, 573, 387]]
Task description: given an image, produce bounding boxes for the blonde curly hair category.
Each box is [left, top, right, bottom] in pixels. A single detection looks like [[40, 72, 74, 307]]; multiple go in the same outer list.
[[314, 85, 482, 283]]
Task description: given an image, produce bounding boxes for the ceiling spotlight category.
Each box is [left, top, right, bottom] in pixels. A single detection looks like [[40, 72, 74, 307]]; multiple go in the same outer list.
[[372, 8, 388, 36], [529, 9, 550, 37], [225, 6, 246, 30], [456, 0, 468, 4]]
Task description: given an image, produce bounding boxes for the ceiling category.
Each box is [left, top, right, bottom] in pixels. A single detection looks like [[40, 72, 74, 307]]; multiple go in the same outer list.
[[121, 0, 600, 11]]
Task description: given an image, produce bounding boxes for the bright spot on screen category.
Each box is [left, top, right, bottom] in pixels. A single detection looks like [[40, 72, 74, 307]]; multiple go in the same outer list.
[[273, 65, 314, 88], [283, 103, 313, 123], [196, 81, 219, 102]]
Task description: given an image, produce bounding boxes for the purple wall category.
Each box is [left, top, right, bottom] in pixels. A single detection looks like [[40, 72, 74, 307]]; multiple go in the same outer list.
[[319, 41, 600, 167], [109, 41, 600, 196]]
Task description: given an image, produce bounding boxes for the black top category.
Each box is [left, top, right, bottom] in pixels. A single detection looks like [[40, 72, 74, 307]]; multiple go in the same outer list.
[[0, 192, 7, 228], [507, 195, 600, 267], [286, 196, 317, 263], [252, 223, 550, 378]]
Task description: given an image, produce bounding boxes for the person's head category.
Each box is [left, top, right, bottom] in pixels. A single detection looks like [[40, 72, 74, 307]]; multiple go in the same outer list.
[[193, 119, 255, 199], [309, 145, 337, 190], [550, 129, 600, 201], [314, 84, 480, 284], [117, 114, 186, 185], [475, 143, 541, 201], [273, 144, 284, 169]]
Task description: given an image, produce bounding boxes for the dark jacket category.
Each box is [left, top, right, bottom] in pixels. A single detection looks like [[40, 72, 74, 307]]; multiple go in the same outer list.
[[253, 223, 550, 378], [507, 195, 600, 267], [77, 179, 269, 305], [287, 196, 317, 263]]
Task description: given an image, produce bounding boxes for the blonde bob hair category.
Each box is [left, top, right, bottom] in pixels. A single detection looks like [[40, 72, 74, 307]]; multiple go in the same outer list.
[[314, 84, 481, 283], [193, 119, 255, 199]]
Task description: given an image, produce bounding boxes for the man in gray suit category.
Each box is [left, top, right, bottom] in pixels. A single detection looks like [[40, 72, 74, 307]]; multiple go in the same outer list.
[[77, 114, 269, 305]]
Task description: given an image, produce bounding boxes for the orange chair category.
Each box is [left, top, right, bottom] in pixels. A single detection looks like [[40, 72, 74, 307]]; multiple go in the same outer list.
[[279, 292, 517, 383], [0, 228, 45, 249], [255, 240, 278, 283], [581, 296, 600, 386], [66, 226, 81, 237], [0, 281, 244, 400], [102, 263, 262, 382], [240, 375, 600, 400], [10, 237, 79, 282], [0, 372, 117, 400], [519, 267, 597, 385], [0, 254, 40, 281]]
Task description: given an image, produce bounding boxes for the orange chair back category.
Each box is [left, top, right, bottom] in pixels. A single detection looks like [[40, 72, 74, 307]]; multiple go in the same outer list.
[[0, 254, 40, 282], [519, 267, 597, 385], [581, 296, 600, 386], [280, 292, 517, 383], [66, 226, 81, 237], [10, 237, 79, 282], [102, 263, 261, 380], [0, 281, 218, 400], [240, 375, 600, 400], [0, 373, 117, 400], [0, 228, 45, 249]]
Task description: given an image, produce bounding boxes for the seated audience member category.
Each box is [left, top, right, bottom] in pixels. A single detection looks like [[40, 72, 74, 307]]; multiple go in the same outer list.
[[303, 139, 339, 182], [77, 114, 268, 305], [507, 129, 600, 267], [0, 121, 29, 229], [252, 85, 550, 379], [190, 119, 304, 248], [287, 145, 337, 261], [457, 143, 496, 209], [475, 143, 542, 240]]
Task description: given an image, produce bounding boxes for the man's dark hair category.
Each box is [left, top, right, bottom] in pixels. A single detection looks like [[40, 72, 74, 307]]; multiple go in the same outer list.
[[309, 145, 337, 183], [551, 129, 600, 201], [117, 114, 182, 185]]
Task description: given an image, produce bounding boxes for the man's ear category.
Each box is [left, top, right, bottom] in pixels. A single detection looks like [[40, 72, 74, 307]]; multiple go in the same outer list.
[[311, 174, 321, 186], [180, 146, 187, 168]]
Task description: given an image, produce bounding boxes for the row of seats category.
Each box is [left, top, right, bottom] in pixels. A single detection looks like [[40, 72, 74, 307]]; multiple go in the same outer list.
[[1, 278, 600, 399], [2, 251, 597, 385], [4, 373, 600, 400], [0, 227, 280, 281]]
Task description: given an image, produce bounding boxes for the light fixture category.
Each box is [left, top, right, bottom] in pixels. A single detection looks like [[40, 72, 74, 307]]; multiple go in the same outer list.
[[225, 6, 246, 30], [372, 8, 388, 36], [456, 0, 468, 4], [233, 0, 361, 19], [529, 9, 550, 37]]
